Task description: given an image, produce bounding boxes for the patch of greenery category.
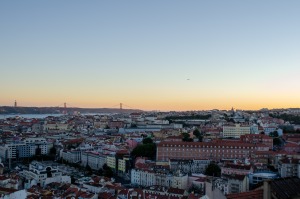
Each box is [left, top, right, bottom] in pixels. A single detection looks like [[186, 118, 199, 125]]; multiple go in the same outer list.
[[166, 114, 211, 121], [131, 138, 156, 160], [270, 113, 300, 125], [205, 163, 221, 177]]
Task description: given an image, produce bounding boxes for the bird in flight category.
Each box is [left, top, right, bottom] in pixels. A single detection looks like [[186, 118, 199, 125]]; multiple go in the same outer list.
[[187, 79, 190, 80]]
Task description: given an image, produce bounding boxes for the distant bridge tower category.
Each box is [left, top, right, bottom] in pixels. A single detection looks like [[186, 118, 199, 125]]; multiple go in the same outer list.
[[120, 103, 123, 111], [14, 100, 17, 107], [63, 102, 67, 114]]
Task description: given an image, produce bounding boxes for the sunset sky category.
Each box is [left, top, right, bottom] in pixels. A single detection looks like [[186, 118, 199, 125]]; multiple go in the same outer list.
[[1, 1, 300, 111]]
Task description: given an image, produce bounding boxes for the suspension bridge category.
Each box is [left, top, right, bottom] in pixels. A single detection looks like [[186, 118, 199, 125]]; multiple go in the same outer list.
[[55, 102, 137, 114]]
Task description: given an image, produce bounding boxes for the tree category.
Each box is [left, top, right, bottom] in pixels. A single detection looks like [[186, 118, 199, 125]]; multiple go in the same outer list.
[[50, 146, 56, 155], [102, 163, 109, 170], [97, 168, 103, 176], [273, 138, 281, 146], [188, 184, 204, 194], [193, 129, 201, 137], [71, 176, 76, 184], [131, 123, 137, 128], [182, 133, 193, 142], [205, 163, 221, 177], [85, 164, 93, 175], [102, 164, 114, 178], [131, 143, 157, 160], [269, 131, 279, 137], [103, 167, 114, 178], [86, 164, 92, 172], [165, 114, 211, 121], [193, 128, 203, 142], [198, 134, 203, 142], [142, 137, 153, 144]]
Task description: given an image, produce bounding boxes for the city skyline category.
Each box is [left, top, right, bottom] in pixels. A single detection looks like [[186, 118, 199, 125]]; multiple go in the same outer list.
[[1, 1, 300, 111]]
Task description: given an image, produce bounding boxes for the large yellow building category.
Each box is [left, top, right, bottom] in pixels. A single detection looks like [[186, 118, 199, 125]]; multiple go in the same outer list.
[[223, 124, 250, 138]]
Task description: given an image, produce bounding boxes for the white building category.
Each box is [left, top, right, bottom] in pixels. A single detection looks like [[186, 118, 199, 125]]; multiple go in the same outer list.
[[61, 150, 81, 163], [169, 159, 211, 174], [278, 158, 300, 178], [131, 168, 188, 189], [21, 161, 70, 188], [0, 138, 48, 161], [81, 151, 106, 170], [44, 122, 69, 132]]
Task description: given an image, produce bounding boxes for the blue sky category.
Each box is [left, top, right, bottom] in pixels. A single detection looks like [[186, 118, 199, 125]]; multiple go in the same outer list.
[[1, 1, 300, 110]]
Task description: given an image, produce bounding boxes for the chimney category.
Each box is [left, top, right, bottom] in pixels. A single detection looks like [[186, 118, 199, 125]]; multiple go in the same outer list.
[[263, 180, 271, 199]]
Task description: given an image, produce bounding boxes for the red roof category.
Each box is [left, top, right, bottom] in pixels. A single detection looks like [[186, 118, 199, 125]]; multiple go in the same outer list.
[[157, 141, 267, 148], [226, 189, 263, 199]]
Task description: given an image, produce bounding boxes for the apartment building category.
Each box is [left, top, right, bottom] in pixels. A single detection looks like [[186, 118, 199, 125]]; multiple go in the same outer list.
[[131, 168, 188, 189], [169, 159, 211, 174], [81, 151, 106, 170], [106, 155, 116, 171], [118, 156, 130, 175], [0, 138, 48, 160], [240, 134, 273, 149], [222, 174, 249, 194], [61, 150, 81, 163], [221, 163, 253, 176], [21, 161, 70, 188], [157, 141, 269, 161], [278, 158, 300, 178], [223, 124, 250, 138]]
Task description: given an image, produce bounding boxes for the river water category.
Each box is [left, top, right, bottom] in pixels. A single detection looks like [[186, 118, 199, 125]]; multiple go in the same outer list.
[[0, 114, 63, 119], [0, 113, 113, 119]]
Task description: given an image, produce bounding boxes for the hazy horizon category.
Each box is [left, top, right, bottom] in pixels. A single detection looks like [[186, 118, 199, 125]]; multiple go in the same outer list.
[[1, 104, 299, 112], [1, 1, 300, 111]]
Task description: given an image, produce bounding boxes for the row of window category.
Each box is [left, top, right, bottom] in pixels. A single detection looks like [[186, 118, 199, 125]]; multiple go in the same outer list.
[[162, 146, 254, 149]]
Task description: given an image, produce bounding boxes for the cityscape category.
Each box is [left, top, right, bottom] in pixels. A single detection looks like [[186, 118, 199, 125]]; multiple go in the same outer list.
[[0, 107, 299, 198], [1, 1, 300, 199]]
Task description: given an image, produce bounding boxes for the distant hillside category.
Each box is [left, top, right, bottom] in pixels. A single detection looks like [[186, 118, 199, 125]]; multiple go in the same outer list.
[[0, 106, 142, 114]]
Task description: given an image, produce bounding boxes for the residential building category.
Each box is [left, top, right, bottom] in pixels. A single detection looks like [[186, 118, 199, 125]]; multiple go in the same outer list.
[[223, 124, 250, 138], [221, 163, 253, 176], [169, 159, 211, 174], [106, 155, 116, 171], [117, 156, 130, 176], [223, 174, 249, 194], [61, 150, 81, 163], [131, 168, 188, 189], [240, 134, 273, 149], [0, 138, 48, 161], [21, 161, 70, 188], [249, 171, 278, 186], [278, 158, 300, 178], [157, 141, 269, 161], [81, 151, 106, 170], [284, 142, 300, 153]]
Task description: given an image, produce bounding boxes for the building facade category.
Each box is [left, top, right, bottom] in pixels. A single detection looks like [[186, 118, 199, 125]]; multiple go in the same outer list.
[[21, 161, 70, 188], [157, 141, 269, 161], [131, 168, 188, 189], [278, 158, 300, 178], [81, 151, 106, 170], [169, 159, 211, 174], [223, 124, 250, 138]]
